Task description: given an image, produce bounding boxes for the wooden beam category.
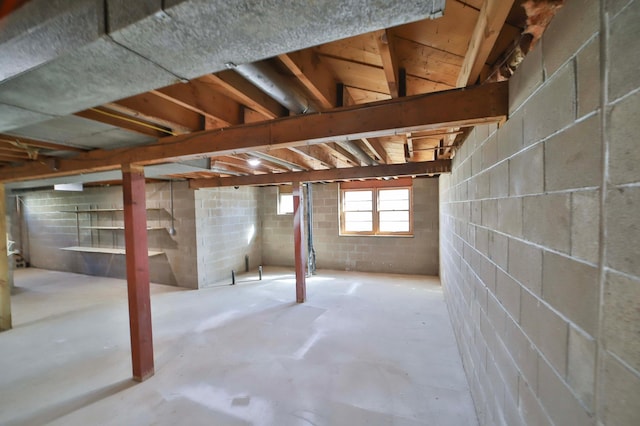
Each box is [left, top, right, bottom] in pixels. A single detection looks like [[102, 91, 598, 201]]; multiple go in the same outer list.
[[0, 82, 507, 182], [152, 80, 243, 128], [360, 138, 389, 164], [108, 93, 203, 134], [456, 0, 515, 87], [200, 71, 286, 120], [75, 108, 171, 138], [289, 145, 351, 168], [0, 135, 87, 153], [0, 184, 10, 331], [376, 29, 401, 98], [122, 164, 154, 382], [278, 50, 337, 109], [293, 182, 306, 303], [190, 159, 451, 188]]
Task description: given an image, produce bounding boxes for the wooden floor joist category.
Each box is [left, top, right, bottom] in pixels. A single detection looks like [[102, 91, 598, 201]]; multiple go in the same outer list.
[[0, 82, 507, 183]]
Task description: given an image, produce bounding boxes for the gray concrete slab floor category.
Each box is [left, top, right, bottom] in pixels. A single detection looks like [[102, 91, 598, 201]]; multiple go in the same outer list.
[[0, 268, 478, 426]]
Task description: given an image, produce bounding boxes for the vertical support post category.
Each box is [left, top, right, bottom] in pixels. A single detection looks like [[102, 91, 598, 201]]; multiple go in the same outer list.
[[122, 164, 154, 382], [0, 184, 11, 331], [293, 182, 306, 303]]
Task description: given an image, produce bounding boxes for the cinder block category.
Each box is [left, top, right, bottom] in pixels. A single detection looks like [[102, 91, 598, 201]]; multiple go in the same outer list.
[[490, 161, 509, 198], [508, 238, 542, 295], [523, 193, 571, 253], [496, 268, 521, 322], [542, 251, 599, 335], [482, 199, 498, 229], [482, 134, 498, 170], [509, 144, 543, 196], [487, 292, 506, 335], [609, 90, 640, 185], [505, 318, 538, 388], [542, 0, 599, 77], [519, 378, 553, 426], [497, 197, 523, 237], [475, 226, 489, 256], [567, 325, 596, 410], [523, 63, 576, 144], [489, 231, 508, 271], [521, 290, 569, 377], [497, 109, 524, 161], [545, 114, 602, 191], [509, 40, 544, 113], [537, 356, 595, 426], [576, 36, 600, 117], [605, 186, 640, 276], [571, 190, 600, 264], [600, 352, 640, 425], [603, 270, 640, 373], [609, 0, 640, 101]]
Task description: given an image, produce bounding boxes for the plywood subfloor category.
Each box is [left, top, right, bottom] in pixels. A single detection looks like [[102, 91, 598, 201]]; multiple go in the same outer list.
[[0, 268, 478, 425]]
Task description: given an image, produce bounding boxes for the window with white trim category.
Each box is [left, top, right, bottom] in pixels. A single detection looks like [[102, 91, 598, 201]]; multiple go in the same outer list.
[[339, 178, 413, 236], [277, 186, 294, 215]]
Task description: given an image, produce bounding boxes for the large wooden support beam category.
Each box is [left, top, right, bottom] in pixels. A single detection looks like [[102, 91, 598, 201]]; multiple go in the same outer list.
[[293, 183, 306, 303], [0, 184, 10, 331], [122, 164, 154, 382], [0, 82, 507, 183], [190, 159, 451, 188]]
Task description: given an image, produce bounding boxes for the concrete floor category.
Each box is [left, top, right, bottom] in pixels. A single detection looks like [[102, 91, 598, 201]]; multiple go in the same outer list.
[[0, 268, 478, 426]]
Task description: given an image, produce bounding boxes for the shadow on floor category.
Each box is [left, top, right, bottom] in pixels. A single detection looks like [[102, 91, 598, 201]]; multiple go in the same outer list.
[[5, 379, 136, 426]]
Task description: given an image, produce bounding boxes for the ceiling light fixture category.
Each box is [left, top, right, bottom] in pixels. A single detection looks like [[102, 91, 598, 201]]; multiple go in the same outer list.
[[247, 158, 261, 167]]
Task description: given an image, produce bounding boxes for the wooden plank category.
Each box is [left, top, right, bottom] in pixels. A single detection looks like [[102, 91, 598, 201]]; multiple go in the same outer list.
[[321, 56, 388, 94], [457, 0, 515, 87], [61, 246, 164, 256], [394, 37, 464, 87], [278, 50, 337, 109], [344, 86, 391, 105], [314, 32, 382, 68], [109, 92, 203, 134], [293, 183, 306, 303], [0, 184, 10, 331], [0, 82, 508, 182], [122, 164, 154, 382], [0, 135, 87, 152], [375, 29, 401, 98], [190, 159, 451, 188], [152, 80, 243, 128], [75, 108, 171, 138], [199, 71, 286, 120]]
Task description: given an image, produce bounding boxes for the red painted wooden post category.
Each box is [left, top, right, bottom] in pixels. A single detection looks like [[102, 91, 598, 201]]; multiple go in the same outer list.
[[122, 164, 154, 381], [293, 182, 306, 303]]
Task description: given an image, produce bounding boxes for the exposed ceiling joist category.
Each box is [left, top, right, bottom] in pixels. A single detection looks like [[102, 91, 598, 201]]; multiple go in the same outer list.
[[457, 0, 515, 87], [0, 82, 508, 183], [375, 29, 401, 98], [75, 108, 172, 138], [278, 50, 337, 109], [190, 159, 451, 188], [0, 135, 87, 153]]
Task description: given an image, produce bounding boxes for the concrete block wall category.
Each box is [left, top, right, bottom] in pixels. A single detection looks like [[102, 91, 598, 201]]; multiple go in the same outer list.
[[439, 1, 640, 425], [18, 181, 199, 288], [260, 178, 439, 275], [194, 186, 262, 287]]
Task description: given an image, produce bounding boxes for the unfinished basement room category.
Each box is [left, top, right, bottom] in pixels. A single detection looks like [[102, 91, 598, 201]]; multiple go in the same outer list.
[[0, 0, 638, 425]]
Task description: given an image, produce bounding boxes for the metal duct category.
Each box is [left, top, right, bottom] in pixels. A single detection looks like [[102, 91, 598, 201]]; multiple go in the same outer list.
[[226, 61, 317, 114]]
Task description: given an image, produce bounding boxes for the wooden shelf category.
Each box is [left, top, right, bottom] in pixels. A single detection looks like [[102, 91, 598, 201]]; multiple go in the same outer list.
[[81, 226, 166, 231], [61, 246, 164, 257], [60, 208, 165, 213]]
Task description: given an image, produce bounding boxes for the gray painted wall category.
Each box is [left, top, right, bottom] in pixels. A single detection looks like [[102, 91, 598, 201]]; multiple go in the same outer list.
[[439, 1, 640, 424], [260, 179, 439, 275], [195, 186, 262, 287]]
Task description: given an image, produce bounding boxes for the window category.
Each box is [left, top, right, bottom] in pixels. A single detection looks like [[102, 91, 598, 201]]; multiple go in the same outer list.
[[277, 186, 294, 215], [339, 178, 413, 236]]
